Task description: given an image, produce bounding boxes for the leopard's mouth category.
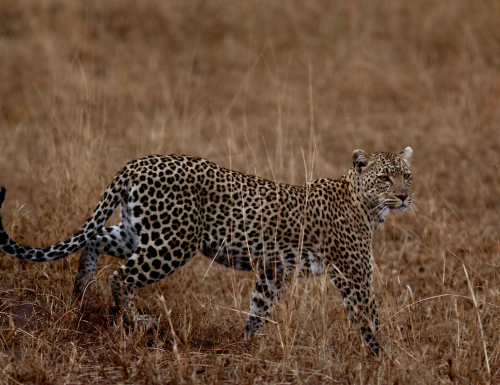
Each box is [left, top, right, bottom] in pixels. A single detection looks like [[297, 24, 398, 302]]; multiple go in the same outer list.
[[386, 196, 411, 212]]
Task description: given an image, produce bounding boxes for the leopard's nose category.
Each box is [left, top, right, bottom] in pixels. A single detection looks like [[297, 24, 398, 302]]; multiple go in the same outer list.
[[396, 194, 408, 202]]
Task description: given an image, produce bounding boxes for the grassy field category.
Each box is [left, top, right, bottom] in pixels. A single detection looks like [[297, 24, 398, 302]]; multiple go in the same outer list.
[[1, 0, 500, 383]]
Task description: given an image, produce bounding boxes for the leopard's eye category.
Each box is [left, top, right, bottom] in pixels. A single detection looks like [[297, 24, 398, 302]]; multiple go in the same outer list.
[[403, 173, 411, 180], [378, 175, 391, 182]]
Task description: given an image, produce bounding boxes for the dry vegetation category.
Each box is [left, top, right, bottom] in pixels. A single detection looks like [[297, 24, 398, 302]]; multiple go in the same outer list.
[[0, 0, 500, 383]]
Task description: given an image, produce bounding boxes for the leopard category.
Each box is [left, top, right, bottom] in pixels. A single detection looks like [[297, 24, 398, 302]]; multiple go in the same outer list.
[[0, 147, 413, 354]]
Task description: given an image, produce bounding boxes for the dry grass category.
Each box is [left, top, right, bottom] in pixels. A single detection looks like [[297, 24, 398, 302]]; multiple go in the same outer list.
[[1, 0, 500, 383]]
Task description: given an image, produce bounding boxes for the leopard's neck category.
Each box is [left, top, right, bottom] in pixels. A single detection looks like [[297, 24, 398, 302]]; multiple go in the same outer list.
[[341, 168, 388, 232]]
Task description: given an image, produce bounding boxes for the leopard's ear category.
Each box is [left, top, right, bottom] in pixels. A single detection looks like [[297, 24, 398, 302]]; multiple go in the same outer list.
[[400, 147, 413, 165], [352, 149, 374, 173]]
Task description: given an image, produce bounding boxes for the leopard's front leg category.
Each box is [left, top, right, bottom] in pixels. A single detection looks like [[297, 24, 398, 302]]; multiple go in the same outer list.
[[245, 260, 286, 341], [330, 261, 380, 355]]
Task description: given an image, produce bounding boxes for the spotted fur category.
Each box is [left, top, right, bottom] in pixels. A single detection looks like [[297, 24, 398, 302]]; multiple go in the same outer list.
[[0, 148, 413, 354]]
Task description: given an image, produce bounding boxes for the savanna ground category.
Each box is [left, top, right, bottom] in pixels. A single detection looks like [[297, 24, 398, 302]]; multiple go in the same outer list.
[[0, 0, 500, 383]]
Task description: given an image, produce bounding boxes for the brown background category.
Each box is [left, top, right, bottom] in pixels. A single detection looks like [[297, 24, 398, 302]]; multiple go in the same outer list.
[[0, 0, 499, 383]]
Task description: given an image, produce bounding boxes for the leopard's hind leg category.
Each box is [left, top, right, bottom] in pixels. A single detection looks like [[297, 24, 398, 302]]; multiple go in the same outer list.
[[72, 224, 138, 298], [73, 201, 139, 298], [108, 231, 201, 329]]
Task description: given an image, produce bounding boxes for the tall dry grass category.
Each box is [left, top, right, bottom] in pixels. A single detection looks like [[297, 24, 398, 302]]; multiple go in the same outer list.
[[1, 0, 500, 383]]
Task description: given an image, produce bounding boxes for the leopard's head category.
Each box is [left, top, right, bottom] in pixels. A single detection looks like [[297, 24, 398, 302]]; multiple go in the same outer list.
[[352, 147, 413, 214]]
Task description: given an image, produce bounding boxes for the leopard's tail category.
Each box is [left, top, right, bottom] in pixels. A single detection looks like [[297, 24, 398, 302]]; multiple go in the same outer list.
[[0, 167, 130, 262]]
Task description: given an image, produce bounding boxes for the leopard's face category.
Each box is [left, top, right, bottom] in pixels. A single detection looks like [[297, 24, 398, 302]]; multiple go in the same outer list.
[[353, 147, 413, 214]]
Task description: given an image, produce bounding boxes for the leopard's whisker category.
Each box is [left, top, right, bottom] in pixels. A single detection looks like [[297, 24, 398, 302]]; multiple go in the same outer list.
[[374, 205, 389, 223], [409, 204, 418, 220], [363, 202, 386, 223]]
